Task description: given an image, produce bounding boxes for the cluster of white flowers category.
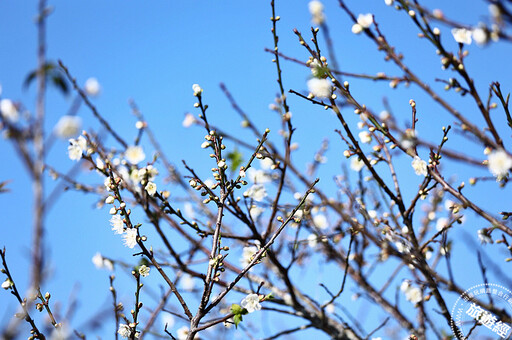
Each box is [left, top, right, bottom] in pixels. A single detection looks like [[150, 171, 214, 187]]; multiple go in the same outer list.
[[124, 145, 146, 165], [139, 264, 150, 277], [400, 280, 423, 304], [411, 156, 428, 176], [241, 293, 262, 313], [68, 135, 88, 161], [308, 1, 325, 25], [54, 116, 82, 139], [244, 184, 267, 202], [487, 149, 512, 180], [0, 99, 19, 123], [91, 252, 114, 271], [84, 77, 101, 96], [307, 78, 332, 98], [352, 13, 373, 34]]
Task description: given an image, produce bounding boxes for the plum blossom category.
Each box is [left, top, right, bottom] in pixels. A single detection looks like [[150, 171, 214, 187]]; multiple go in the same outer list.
[[92, 252, 114, 271], [352, 13, 373, 34], [84, 78, 101, 96], [240, 245, 259, 267], [122, 228, 138, 248], [307, 78, 332, 98], [145, 181, 157, 196], [244, 184, 267, 202], [54, 116, 82, 139], [124, 145, 145, 165], [68, 136, 87, 161], [0, 99, 19, 123], [308, 1, 325, 25], [487, 149, 512, 180], [350, 157, 365, 172], [452, 28, 472, 44], [139, 265, 150, 277], [241, 293, 262, 313], [192, 84, 202, 96], [477, 229, 493, 244], [411, 156, 428, 176], [110, 215, 124, 234]]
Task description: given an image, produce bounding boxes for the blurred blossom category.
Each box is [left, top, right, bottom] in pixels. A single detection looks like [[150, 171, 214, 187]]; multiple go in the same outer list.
[[411, 156, 427, 176], [0, 99, 19, 123], [451, 28, 472, 44], [350, 157, 365, 172], [308, 234, 319, 248], [92, 252, 113, 271], [240, 245, 258, 267], [308, 1, 325, 25], [54, 115, 82, 139], [436, 217, 449, 231], [487, 149, 512, 180], [307, 78, 332, 98], [477, 229, 493, 244], [313, 214, 328, 229], [472, 27, 488, 45], [192, 84, 202, 96], [358, 131, 372, 144], [84, 77, 101, 96], [125, 145, 145, 164], [244, 184, 267, 202], [182, 113, 196, 127]]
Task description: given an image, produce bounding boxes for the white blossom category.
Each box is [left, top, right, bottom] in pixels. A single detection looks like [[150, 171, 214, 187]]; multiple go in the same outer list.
[[307, 78, 332, 98], [307, 234, 319, 248], [122, 228, 138, 248], [139, 265, 150, 277], [384, 0, 394, 5], [240, 245, 258, 267], [351, 23, 363, 34], [84, 78, 101, 96], [477, 229, 493, 244], [177, 326, 190, 340], [247, 168, 271, 184], [487, 149, 512, 180], [124, 145, 145, 165], [411, 156, 428, 176], [182, 113, 196, 127], [117, 324, 131, 338], [92, 252, 113, 271], [110, 215, 124, 234], [451, 28, 472, 44], [0, 99, 19, 123], [244, 184, 267, 202], [357, 13, 373, 28], [308, 1, 325, 25], [405, 287, 422, 304], [67, 136, 87, 161], [436, 217, 449, 231], [472, 27, 488, 45], [358, 131, 372, 144], [180, 274, 196, 291], [54, 116, 82, 139], [313, 214, 328, 229], [192, 84, 202, 96], [241, 293, 262, 313], [249, 205, 264, 220], [350, 157, 365, 172], [2, 279, 12, 290], [145, 181, 157, 196]]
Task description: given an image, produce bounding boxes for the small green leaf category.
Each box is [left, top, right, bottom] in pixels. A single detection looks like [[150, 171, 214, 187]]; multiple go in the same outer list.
[[230, 303, 243, 315], [227, 149, 244, 172], [233, 313, 243, 328]]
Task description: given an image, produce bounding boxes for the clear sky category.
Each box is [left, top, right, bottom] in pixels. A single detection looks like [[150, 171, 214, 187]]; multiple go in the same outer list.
[[1, 1, 511, 339]]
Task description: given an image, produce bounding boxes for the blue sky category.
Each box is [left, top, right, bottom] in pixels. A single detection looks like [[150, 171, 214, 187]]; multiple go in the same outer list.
[[1, 1, 511, 339]]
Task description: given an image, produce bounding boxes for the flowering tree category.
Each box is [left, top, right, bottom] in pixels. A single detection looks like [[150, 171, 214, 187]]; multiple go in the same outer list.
[[1, 1, 512, 339]]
